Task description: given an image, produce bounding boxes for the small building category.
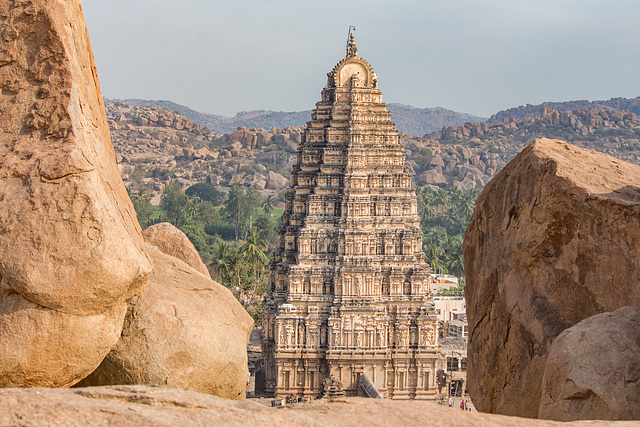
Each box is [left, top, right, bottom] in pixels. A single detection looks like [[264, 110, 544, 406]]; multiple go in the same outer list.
[[448, 319, 468, 339], [439, 337, 468, 398], [433, 296, 466, 323], [429, 274, 459, 294]]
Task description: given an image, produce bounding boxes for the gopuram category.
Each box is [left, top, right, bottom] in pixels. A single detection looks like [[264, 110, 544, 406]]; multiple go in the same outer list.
[[262, 29, 440, 399]]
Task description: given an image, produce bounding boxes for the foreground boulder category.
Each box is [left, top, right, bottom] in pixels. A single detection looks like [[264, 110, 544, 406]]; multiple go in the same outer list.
[[142, 222, 210, 277], [539, 306, 640, 421], [0, 0, 151, 386], [464, 139, 640, 417], [0, 385, 604, 427], [78, 243, 253, 400]]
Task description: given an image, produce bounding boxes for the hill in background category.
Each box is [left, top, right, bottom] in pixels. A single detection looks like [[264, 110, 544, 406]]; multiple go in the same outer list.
[[489, 96, 640, 122], [107, 98, 640, 203], [113, 98, 485, 137]]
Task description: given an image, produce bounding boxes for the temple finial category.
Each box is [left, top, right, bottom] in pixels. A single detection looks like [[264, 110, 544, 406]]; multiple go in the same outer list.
[[346, 25, 357, 57]]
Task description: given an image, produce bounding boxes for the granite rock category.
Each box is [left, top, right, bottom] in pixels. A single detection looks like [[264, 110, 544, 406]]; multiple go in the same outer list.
[[464, 138, 640, 417], [539, 306, 640, 421], [77, 245, 253, 400], [0, 385, 610, 427], [0, 0, 151, 387], [142, 222, 210, 277]]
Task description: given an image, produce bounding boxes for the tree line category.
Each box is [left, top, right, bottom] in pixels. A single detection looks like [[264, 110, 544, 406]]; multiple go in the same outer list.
[[130, 183, 480, 320], [417, 186, 480, 294]]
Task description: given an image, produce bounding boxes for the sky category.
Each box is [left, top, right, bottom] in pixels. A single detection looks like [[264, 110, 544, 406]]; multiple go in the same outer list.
[[82, 0, 640, 118]]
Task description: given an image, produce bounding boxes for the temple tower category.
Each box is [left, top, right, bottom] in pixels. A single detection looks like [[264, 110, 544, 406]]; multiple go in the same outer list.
[[262, 30, 439, 399]]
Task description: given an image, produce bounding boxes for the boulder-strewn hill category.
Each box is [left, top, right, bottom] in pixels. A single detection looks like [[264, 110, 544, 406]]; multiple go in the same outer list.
[[107, 99, 640, 205], [488, 96, 640, 122], [114, 99, 484, 137], [411, 106, 640, 191], [106, 101, 298, 199]]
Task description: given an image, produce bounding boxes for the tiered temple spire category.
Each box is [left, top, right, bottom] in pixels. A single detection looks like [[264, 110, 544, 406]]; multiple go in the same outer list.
[[261, 32, 440, 399], [346, 26, 358, 57]]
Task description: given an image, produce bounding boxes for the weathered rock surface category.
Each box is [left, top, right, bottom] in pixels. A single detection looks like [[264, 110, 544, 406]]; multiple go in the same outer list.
[[464, 138, 640, 417], [77, 245, 253, 400], [142, 222, 210, 277], [0, 386, 627, 427], [267, 170, 288, 189], [538, 306, 640, 421], [0, 0, 151, 386], [417, 169, 446, 186]]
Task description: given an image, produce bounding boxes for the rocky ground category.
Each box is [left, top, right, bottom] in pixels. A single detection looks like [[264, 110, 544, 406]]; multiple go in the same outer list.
[[1, 386, 635, 427]]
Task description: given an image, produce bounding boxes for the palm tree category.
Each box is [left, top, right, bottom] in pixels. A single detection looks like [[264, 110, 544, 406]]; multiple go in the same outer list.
[[263, 195, 275, 216], [211, 241, 234, 285], [443, 237, 465, 278], [433, 190, 451, 211], [239, 227, 269, 282], [446, 252, 465, 279], [458, 190, 477, 218], [424, 242, 447, 274]]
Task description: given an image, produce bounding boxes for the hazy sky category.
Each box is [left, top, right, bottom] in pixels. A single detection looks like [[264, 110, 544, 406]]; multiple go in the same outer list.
[[82, 0, 640, 118]]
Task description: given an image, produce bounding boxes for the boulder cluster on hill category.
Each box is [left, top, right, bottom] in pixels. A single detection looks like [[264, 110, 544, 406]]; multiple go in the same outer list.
[[488, 96, 640, 122], [432, 107, 639, 141], [107, 101, 296, 198], [108, 96, 640, 204]]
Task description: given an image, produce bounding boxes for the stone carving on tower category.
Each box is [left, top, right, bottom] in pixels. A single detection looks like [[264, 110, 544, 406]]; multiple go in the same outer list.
[[262, 29, 440, 399]]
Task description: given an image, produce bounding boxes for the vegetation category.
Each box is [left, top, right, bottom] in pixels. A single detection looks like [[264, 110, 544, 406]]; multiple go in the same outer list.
[[417, 187, 480, 280], [131, 182, 480, 324]]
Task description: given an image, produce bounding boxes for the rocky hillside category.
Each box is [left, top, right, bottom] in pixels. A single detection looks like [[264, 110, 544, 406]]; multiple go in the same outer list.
[[115, 98, 485, 137], [108, 100, 640, 202], [488, 96, 640, 122], [107, 101, 298, 200], [407, 106, 640, 191]]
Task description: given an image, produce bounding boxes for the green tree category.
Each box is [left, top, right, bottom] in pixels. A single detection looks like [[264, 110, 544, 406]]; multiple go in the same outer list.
[[160, 183, 189, 227], [222, 184, 263, 240], [262, 194, 275, 216], [185, 183, 225, 205], [239, 227, 269, 282], [223, 184, 245, 241], [418, 187, 480, 279], [244, 188, 264, 232], [129, 189, 154, 229], [211, 241, 235, 286], [254, 213, 277, 250]]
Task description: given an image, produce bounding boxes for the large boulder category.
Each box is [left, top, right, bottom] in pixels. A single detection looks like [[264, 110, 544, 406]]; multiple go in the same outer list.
[[77, 244, 253, 400], [267, 171, 288, 189], [417, 169, 446, 186], [464, 139, 640, 417], [142, 222, 210, 277], [0, 0, 151, 387], [539, 306, 640, 421]]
